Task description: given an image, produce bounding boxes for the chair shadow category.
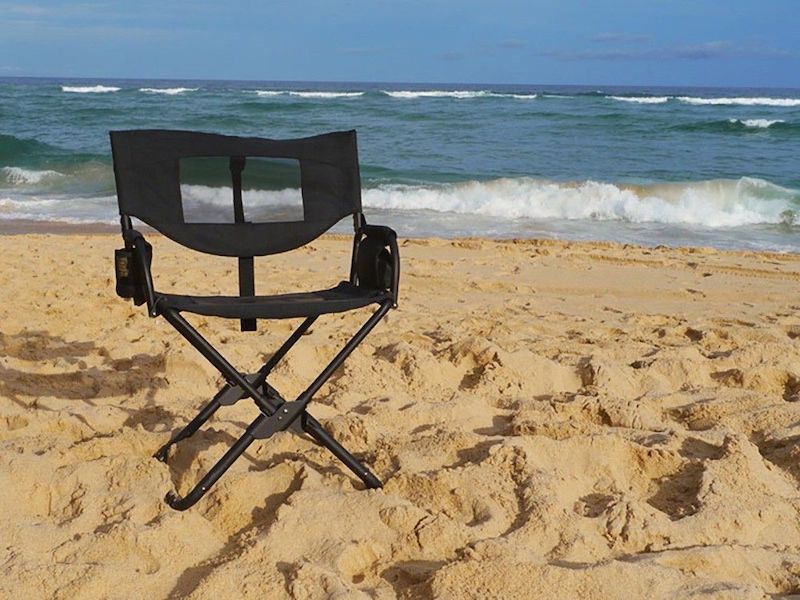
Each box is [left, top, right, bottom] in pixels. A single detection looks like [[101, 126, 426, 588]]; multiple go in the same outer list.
[[167, 469, 305, 599], [165, 444, 377, 598], [0, 329, 170, 424]]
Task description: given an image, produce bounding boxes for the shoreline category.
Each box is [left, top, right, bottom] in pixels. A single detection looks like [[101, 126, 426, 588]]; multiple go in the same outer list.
[[0, 219, 120, 235], [1, 218, 797, 262]]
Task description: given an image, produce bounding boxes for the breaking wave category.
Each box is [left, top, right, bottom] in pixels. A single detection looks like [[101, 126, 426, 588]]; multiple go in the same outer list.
[[362, 177, 799, 228], [730, 118, 785, 129], [1, 166, 64, 185], [2, 176, 796, 230], [672, 119, 797, 134]]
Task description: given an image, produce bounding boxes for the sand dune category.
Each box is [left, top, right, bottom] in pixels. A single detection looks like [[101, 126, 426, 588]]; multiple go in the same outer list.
[[1, 233, 799, 598]]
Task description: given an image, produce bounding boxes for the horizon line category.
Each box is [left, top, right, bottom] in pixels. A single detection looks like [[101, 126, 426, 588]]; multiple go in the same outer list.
[[1, 75, 799, 91]]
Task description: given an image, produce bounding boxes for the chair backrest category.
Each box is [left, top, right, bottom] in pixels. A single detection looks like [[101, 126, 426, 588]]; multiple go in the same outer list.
[[110, 129, 362, 256]]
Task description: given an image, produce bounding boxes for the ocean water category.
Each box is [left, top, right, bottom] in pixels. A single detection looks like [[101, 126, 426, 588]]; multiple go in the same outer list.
[[1, 77, 799, 251]]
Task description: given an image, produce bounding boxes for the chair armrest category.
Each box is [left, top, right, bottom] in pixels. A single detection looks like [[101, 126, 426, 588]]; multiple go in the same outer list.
[[122, 229, 158, 317]]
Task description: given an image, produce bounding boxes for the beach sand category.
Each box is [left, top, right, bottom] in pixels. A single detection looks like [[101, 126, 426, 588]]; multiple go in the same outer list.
[[1, 230, 799, 598]]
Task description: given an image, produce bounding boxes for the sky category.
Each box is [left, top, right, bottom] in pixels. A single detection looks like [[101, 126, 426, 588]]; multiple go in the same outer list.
[[0, 1, 798, 88]]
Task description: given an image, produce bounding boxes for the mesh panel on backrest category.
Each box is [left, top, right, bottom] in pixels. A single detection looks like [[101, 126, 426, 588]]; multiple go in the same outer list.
[[110, 130, 362, 256]]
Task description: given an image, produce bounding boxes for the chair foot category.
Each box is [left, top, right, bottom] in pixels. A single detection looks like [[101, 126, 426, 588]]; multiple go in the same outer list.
[[361, 470, 383, 489], [165, 488, 210, 511], [153, 442, 172, 463]]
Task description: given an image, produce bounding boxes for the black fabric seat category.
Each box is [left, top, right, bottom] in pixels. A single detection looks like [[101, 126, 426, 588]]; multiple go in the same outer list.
[[157, 281, 390, 320]]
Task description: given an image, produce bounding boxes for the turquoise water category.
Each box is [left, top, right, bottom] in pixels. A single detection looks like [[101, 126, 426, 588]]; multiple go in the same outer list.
[[1, 77, 799, 251]]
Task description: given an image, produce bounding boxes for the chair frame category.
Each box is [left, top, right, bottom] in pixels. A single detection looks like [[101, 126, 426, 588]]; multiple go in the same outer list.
[[113, 131, 399, 510]]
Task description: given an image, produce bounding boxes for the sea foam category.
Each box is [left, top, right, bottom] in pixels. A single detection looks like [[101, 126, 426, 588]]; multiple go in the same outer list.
[[61, 85, 120, 93]]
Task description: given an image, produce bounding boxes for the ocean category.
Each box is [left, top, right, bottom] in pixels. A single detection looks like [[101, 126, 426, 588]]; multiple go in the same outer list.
[[1, 77, 799, 251]]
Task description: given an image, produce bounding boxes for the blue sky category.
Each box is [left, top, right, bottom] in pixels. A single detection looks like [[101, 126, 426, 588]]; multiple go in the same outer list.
[[0, 1, 798, 87]]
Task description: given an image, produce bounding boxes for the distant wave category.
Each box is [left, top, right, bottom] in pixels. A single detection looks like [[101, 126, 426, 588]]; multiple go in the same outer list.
[[362, 177, 799, 228], [1, 166, 64, 185], [677, 96, 800, 107], [62, 85, 120, 93], [384, 90, 492, 99], [383, 90, 537, 100], [139, 87, 198, 95], [672, 118, 796, 134], [289, 91, 363, 98], [253, 90, 364, 98], [609, 96, 670, 104], [729, 118, 785, 129]]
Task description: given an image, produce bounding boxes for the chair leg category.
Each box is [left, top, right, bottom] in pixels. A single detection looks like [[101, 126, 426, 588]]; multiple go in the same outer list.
[[157, 304, 391, 509], [154, 395, 221, 462], [303, 414, 383, 489], [153, 373, 262, 463], [262, 380, 382, 489], [165, 413, 265, 510]]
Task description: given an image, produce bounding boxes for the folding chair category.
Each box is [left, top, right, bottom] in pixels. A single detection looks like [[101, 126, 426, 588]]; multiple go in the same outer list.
[[110, 129, 399, 510]]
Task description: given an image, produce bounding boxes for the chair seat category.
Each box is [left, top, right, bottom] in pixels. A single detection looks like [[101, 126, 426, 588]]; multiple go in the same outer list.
[[156, 281, 390, 320]]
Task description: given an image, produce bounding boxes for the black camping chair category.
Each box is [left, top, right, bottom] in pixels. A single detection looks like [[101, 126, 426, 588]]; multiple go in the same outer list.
[[110, 129, 399, 510]]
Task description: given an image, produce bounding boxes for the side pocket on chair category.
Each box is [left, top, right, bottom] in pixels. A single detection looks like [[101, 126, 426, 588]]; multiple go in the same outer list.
[[115, 244, 152, 306], [356, 236, 393, 291]]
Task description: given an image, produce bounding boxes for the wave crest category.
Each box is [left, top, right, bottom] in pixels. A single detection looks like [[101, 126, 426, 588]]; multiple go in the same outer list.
[[609, 96, 670, 104], [384, 90, 488, 99], [677, 96, 800, 107], [729, 118, 786, 129], [61, 85, 120, 93], [140, 87, 198, 95], [1, 166, 64, 185], [253, 90, 363, 98], [383, 90, 537, 100]]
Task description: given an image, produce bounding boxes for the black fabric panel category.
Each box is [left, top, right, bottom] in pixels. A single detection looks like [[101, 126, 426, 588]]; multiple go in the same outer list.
[[110, 129, 361, 256], [156, 282, 389, 320]]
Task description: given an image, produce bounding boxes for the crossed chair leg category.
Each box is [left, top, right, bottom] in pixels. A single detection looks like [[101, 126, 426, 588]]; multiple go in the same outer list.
[[153, 302, 392, 510]]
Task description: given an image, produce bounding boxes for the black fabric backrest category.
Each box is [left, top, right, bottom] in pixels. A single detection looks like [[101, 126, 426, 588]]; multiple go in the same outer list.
[[110, 129, 362, 256]]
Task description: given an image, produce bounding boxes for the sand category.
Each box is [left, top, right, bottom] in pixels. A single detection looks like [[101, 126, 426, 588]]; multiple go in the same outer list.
[[1, 231, 799, 599]]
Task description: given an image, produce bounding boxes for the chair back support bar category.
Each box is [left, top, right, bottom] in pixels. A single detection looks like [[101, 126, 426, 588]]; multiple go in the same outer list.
[[230, 155, 256, 330], [110, 129, 362, 257]]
